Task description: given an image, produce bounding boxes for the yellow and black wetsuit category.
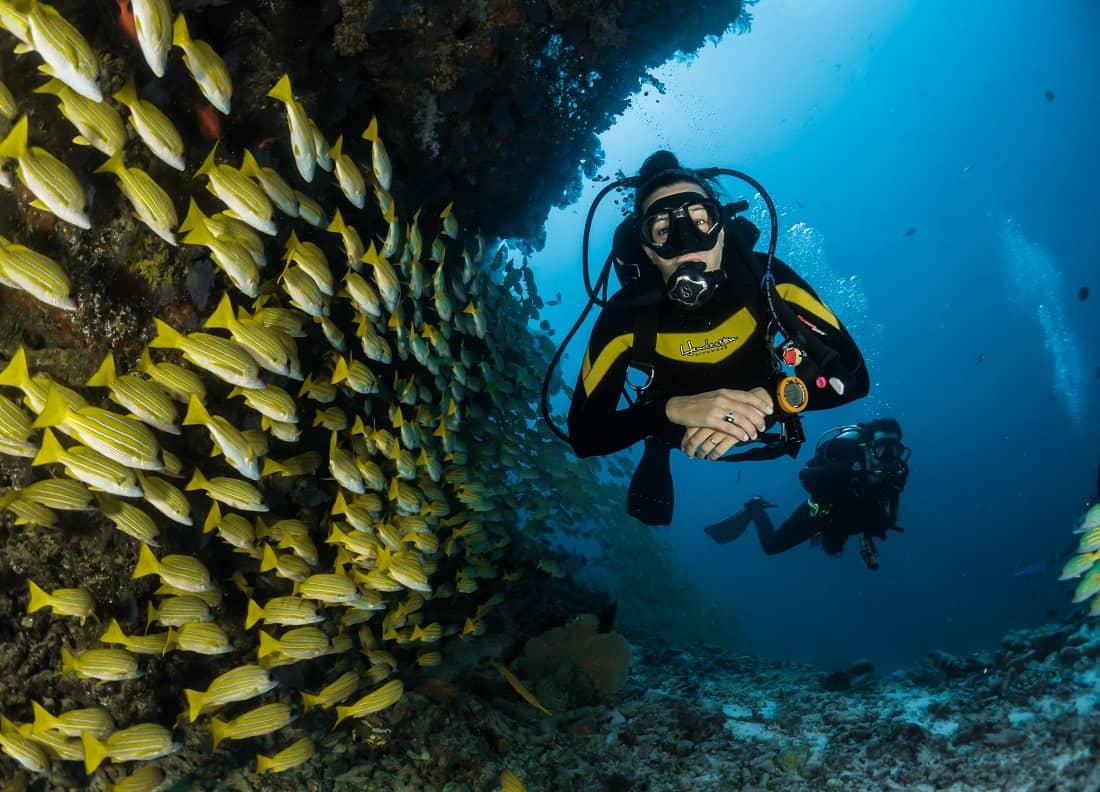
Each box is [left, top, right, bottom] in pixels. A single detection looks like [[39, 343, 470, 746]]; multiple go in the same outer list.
[[567, 246, 870, 458]]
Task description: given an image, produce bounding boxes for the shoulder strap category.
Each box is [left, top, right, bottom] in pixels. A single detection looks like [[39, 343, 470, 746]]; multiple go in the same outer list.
[[625, 303, 661, 399]]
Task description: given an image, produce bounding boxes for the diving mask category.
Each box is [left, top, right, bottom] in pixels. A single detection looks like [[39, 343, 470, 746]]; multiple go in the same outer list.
[[638, 192, 723, 259]]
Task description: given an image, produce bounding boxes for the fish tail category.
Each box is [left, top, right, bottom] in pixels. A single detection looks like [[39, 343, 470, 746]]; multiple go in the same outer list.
[[256, 751, 274, 772], [299, 693, 320, 711], [257, 630, 279, 659], [92, 150, 126, 177], [84, 353, 117, 388], [112, 74, 137, 107], [440, 201, 453, 219], [171, 12, 191, 48], [81, 731, 108, 774], [30, 700, 58, 734], [31, 427, 64, 466], [239, 148, 260, 177], [184, 689, 205, 723], [31, 78, 65, 97], [196, 141, 219, 179], [326, 209, 347, 235], [201, 501, 222, 533], [331, 490, 348, 516], [266, 73, 293, 105], [361, 116, 379, 143], [132, 542, 161, 580], [330, 134, 344, 160], [330, 356, 349, 384], [146, 600, 158, 631], [30, 386, 70, 430], [163, 627, 176, 654], [333, 705, 350, 729], [0, 345, 31, 390], [179, 198, 209, 235], [297, 374, 313, 398], [185, 468, 208, 491], [202, 293, 235, 331], [245, 597, 264, 629], [60, 646, 77, 674], [100, 618, 129, 647], [26, 579, 51, 614], [261, 458, 285, 477], [0, 116, 28, 159], [150, 318, 184, 350]]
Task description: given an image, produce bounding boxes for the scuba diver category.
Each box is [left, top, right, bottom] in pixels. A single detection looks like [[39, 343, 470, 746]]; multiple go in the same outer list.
[[705, 418, 911, 570], [543, 150, 870, 525]]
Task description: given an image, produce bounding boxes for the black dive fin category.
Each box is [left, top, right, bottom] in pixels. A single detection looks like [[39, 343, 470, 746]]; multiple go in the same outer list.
[[627, 437, 674, 526], [704, 506, 755, 544]]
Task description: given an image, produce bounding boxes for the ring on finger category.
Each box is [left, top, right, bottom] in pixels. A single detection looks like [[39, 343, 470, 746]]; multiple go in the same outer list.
[[724, 410, 737, 425]]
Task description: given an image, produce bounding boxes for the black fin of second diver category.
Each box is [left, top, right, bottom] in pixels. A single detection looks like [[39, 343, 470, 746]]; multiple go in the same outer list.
[[704, 505, 755, 544], [628, 437, 674, 526]]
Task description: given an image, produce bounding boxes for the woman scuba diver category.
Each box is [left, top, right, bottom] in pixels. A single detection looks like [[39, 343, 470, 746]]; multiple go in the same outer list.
[[545, 150, 870, 525]]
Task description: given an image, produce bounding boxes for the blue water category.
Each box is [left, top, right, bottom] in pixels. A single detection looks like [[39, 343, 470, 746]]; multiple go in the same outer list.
[[530, 0, 1100, 671]]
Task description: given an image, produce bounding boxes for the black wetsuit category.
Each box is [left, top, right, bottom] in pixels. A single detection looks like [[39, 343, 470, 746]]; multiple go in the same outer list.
[[567, 241, 870, 458], [755, 428, 907, 562]]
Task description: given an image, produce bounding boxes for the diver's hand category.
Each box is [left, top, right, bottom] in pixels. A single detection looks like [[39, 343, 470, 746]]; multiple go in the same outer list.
[[666, 387, 774, 459]]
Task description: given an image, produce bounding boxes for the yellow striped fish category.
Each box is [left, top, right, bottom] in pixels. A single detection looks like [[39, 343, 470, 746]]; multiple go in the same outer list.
[[0, 728, 49, 774], [0, 490, 57, 527], [195, 142, 274, 235], [20, 476, 93, 511], [186, 468, 267, 512], [146, 595, 211, 628], [183, 664, 277, 722], [94, 151, 178, 246], [240, 148, 298, 217], [203, 501, 257, 554], [301, 671, 360, 710], [388, 553, 432, 593], [258, 626, 329, 660], [334, 679, 404, 726], [327, 209, 365, 269], [131, 0, 172, 77], [256, 735, 314, 774], [17, 719, 82, 762], [112, 76, 185, 170], [295, 572, 359, 604], [0, 235, 74, 311], [85, 353, 179, 434], [132, 542, 214, 593], [361, 116, 392, 192], [229, 383, 296, 423], [283, 231, 333, 295], [329, 134, 365, 208], [135, 472, 192, 525], [99, 618, 169, 655], [293, 189, 326, 227], [23, 0, 101, 100], [150, 318, 264, 389], [30, 701, 113, 739], [106, 765, 165, 792], [258, 544, 310, 582], [266, 74, 315, 182], [136, 349, 206, 403], [61, 647, 141, 682], [179, 201, 259, 297], [33, 78, 125, 156], [25, 579, 93, 623], [203, 293, 294, 377], [245, 595, 322, 629], [32, 429, 142, 497], [166, 621, 232, 655], [32, 386, 163, 471], [210, 702, 291, 750], [278, 263, 327, 319], [308, 117, 331, 171], [500, 769, 527, 792], [183, 394, 260, 480], [0, 117, 89, 228], [171, 13, 231, 113], [80, 723, 179, 774], [359, 240, 400, 310], [208, 211, 268, 270], [261, 451, 320, 478]]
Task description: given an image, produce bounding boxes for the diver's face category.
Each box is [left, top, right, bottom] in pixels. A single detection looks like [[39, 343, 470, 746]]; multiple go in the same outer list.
[[640, 181, 725, 284]]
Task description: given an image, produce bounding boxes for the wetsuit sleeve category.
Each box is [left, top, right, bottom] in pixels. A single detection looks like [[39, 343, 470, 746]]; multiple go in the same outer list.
[[566, 308, 674, 458], [769, 256, 870, 410]]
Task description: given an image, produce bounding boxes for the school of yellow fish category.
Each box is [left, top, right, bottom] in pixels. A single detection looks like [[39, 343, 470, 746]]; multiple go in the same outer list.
[[0, 1, 602, 787]]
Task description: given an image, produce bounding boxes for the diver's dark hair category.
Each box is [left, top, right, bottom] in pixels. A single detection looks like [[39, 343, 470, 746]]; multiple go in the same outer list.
[[633, 150, 719, 214]]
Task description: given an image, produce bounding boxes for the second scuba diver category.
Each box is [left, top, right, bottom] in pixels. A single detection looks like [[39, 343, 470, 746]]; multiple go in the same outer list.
[[706, 418, 911, 570], [562, 150, 870, 526]]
